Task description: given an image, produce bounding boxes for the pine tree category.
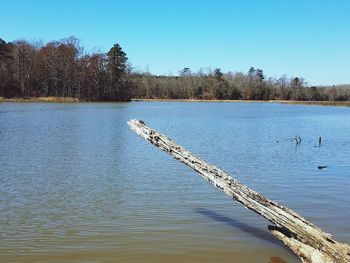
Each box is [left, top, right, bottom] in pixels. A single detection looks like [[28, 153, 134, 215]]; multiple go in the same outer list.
[[107, 43, 130, 101]]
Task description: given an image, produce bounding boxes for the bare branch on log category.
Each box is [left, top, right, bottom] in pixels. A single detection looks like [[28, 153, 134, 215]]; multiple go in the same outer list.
[[128, 119, 350, 263]]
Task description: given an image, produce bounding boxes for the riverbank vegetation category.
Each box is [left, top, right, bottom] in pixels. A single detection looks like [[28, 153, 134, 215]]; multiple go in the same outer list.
[[0, 96, 79, 103], [0, 37, 131, 101], [1, 37, 349, 102]]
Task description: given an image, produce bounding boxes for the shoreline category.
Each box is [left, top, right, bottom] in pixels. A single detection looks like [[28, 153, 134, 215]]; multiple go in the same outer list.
[[132, 98, 350, 107], [0, 97, 79, 103], [1, 97, 349, 107]]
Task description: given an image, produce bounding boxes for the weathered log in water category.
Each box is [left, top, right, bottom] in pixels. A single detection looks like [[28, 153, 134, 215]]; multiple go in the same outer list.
[[127, 119, 350, 263]]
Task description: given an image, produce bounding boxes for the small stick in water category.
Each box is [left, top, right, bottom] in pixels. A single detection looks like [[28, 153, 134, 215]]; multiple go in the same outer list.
[[319, 136, 322, 147]]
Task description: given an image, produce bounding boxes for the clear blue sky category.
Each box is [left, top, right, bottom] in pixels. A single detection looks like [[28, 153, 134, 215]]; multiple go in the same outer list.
[[1, 0, 349, 85]]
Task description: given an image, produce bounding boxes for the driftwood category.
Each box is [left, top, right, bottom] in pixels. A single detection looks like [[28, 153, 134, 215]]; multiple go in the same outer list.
[[127, 119, 350, 263]]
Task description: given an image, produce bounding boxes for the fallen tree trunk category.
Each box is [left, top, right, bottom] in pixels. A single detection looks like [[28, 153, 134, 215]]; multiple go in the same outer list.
[[127, 119, 350, 263]]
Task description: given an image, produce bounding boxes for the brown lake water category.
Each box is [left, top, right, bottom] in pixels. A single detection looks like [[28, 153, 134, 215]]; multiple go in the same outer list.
[[1, 102, 350, 263]]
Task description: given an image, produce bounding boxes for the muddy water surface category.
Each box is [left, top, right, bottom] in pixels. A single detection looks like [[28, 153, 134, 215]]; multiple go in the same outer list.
[[1, 102, 350, 262]]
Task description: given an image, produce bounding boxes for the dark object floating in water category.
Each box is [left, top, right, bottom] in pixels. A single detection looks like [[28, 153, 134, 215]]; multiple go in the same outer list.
[[318, 165, 328, 169], [269, 257, 288, 263], [139, 120, 145, 125]]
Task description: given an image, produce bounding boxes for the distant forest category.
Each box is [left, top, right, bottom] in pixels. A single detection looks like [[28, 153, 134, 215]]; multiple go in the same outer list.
[[1, 37, 349, 102]]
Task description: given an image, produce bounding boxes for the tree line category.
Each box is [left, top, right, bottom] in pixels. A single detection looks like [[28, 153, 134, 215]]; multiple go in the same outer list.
[[1, 37, 349, 101], [0, 37, 131, 101], [132, 67, 350, 101]]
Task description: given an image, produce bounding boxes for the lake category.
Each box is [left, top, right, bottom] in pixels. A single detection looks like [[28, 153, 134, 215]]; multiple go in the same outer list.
[[1, 102, 349, 263]]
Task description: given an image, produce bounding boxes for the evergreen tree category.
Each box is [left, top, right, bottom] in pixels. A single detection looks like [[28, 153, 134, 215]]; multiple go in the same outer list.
[[107, 43, 130, 101], [256, 69, 264, 82]]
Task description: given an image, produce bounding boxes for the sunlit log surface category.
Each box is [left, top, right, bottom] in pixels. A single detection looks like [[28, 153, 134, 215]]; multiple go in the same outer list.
[[128, 119, 350, 263]]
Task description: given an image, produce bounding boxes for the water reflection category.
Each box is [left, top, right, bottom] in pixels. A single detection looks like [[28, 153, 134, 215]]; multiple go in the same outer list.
[[195, 208, 281, 246]]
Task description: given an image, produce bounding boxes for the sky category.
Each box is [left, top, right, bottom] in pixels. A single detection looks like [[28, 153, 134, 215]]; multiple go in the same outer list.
[[1, 0, 350, 85]]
